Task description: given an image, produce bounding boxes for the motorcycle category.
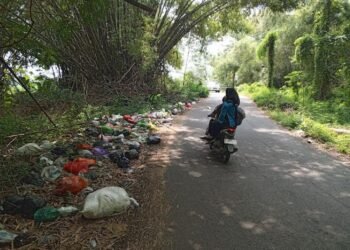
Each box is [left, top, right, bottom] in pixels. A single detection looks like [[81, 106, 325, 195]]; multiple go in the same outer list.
[[209, 127, 238, 163]]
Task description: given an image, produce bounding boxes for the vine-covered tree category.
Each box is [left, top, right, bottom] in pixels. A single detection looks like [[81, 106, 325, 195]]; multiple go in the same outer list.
[[257, 31, 278, 88]]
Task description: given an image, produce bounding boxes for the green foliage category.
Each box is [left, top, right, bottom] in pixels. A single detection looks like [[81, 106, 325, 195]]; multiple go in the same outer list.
[[257, 31, 278, 88], [240, 82, 350, 154], [301, 118, 336, 144], [213, 36, 262, 86], [294, 35, 314, 76], [269, 110, 302, 129]]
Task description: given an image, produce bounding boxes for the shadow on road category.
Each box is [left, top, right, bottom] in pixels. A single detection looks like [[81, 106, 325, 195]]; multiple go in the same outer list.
[[164, 94, 350, 249]]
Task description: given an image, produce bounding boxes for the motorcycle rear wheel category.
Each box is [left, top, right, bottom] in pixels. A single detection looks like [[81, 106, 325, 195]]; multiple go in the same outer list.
[[222, 150, 231, 163]]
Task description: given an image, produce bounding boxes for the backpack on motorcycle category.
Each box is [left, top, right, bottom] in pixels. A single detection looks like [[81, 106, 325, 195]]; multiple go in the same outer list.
[[236, 107, 246, 126]]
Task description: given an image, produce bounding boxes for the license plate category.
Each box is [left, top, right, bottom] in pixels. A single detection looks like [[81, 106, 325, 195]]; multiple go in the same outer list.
[[224, 139, 237, 145]]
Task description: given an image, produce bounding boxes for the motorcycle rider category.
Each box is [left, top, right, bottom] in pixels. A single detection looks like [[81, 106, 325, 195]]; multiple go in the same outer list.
[[202, 87, 240, 140]]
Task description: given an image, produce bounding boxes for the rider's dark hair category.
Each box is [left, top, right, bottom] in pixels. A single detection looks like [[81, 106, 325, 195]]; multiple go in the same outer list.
[[225, 87, 240, 105]]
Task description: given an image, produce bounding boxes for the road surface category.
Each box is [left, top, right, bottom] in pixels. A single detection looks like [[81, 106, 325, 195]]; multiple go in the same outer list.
[[164, 93, 350, 250]]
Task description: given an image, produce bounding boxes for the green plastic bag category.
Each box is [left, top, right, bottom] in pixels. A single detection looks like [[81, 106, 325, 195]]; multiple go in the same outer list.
[[101, 126, 114, 135], [34, 207, 60, 222]]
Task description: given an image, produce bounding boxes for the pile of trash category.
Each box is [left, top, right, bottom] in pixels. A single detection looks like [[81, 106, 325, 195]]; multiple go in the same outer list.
[[0, 101, 195, 248]]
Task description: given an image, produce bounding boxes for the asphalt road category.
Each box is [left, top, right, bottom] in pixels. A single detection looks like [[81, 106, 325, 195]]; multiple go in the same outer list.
[[164, 93, 350, 250]]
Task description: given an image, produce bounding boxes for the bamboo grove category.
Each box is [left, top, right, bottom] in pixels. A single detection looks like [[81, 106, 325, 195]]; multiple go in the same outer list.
[[0, 0, 300, 105]]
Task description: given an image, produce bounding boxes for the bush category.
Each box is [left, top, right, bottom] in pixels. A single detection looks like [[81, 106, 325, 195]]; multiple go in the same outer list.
[[301, 118, 337, 144], [335, 134, 350, 154], [240, 82, 350, 155], [269, 110, 302, 129]]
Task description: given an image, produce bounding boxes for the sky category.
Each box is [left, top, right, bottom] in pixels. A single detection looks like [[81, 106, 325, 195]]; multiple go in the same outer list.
[[169, 35, 235, 86]]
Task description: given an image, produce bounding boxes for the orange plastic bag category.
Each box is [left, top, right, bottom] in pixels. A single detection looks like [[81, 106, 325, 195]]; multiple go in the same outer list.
[[123, 115, 137, 124], [74, 157, 96, 166], [76, 144, 93, 150], [54, 176, 88, 195], [64, 161, 89, 175]]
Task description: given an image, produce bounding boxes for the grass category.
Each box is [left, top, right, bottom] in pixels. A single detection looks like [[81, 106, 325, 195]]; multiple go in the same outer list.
[[238, 82, 350, 155]]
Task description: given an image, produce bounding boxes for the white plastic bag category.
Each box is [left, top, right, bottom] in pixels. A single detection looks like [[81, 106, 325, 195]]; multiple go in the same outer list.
[[16, 143, 42, 156], [57, 206, 79, 216], [82, 187, 139, 219]]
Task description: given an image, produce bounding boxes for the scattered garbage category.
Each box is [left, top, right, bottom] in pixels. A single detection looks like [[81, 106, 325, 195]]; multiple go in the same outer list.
[[13, 233, 33, 248], [57, 206, 79, 216], [185, 102, 192, 109], [39, 140, 55, 151], [41, 166, 61, 181], [39, 157, 54, 167], [86, 127, 99, 137], [34, 207, 60, 222], [78, 149, 93, 157], [83, 171, 98, 180], [16, 143, 42, 156], [90, 239, 97, 248], [117, 157, 130, 169], [54, 176, 88, 195], [54, 156, 67, 168], [126, 141, 141, 151], [123, 115, 137, 124], [2, 195, 46, 219], [92, 147, 109, 156], [109, 150, 124, 163], [64, 161, 89, 175], [0, 230, 17, 243], [5, 98, 196, 244], [51, 146, 66, 156], [82, 186, 139, 219], [76, 143, 93, 150], [74, 157, 96, 166], [21, 171, 44, 187], [147, 135, 161, 145], [125, 149, 139, 160], [101, 125, 114, 135]]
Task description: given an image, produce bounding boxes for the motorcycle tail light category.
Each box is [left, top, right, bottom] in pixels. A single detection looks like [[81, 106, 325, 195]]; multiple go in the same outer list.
[[227, 128, 236, 133]]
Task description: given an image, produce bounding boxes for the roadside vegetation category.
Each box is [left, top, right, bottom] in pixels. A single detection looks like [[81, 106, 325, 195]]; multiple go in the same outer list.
[[238, 83, 350, 154], [213, 0, 350, 156]]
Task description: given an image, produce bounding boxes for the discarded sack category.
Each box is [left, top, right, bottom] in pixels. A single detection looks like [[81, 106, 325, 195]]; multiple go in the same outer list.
[[2, 195, 46, 219], [34, 207, 60, 222], [81, 186, 139, 219], [54, 176, 88, 195], [16, 143, 42, 156]]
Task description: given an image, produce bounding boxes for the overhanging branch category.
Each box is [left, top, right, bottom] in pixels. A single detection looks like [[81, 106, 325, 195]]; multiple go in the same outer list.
[[123, 0, 155, 14]]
